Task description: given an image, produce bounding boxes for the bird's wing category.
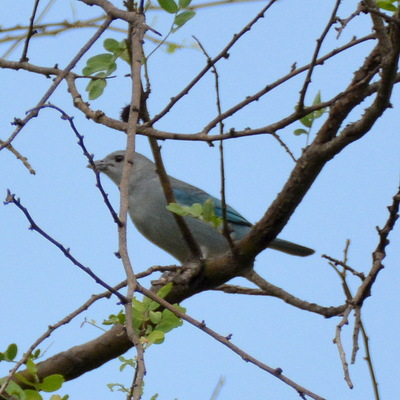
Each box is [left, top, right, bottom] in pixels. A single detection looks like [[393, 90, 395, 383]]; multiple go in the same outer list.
[[172, 186, 251, 226]]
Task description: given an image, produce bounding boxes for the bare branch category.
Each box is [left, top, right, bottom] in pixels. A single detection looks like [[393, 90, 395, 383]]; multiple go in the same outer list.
[[0, 16, 113, 151], [4, 191, 127, 303], [137, 284, 327, 400]]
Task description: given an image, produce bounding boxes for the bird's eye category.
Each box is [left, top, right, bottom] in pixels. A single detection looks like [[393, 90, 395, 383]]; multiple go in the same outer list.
[[115, 154, 124, 163]]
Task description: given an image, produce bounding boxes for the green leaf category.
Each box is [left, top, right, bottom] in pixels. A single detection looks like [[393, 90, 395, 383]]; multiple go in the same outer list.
[[82, 53, 116, 76], [149, 311, 162, 324], [103, 311, 125, 325], [5, 343, 17, 361], [157, 0, 179, 13], [294, 128, 308, 136], [38, 374, 64, 392], [155, 308, 183, 333], [156, 283, 173, 298], [377, 1, 397, 11], [166, 43, 179, 53], [132, 306, 147, 329], [179, 0, 191, 7], [165, 203, 188, 216], [146, 330, 165, 344], [189, 203, 202, 217], [32, 349, 41, 359], [86, 77, 107, 100], [103, 38, 120, 53], [174, 10, 196, 28], [23, 389, 43, 400], [202, 199, 215, 220], [1, 379, 25, 398], [312, 91, 322, 106], [299, 114, 313, 128], [133, 298, 147, 312], [26, 358, 38, 375]]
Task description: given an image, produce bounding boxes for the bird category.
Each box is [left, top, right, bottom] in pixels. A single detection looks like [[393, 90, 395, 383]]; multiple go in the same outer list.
[[92, 150, 314, 262]]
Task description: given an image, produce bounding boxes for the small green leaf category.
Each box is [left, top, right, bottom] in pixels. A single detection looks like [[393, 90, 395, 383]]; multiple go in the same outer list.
[[202, 199, 215, 220], [82, 53, 116, 76], [157, 283, 173, 298], [155, 307, 184, 333], [179, 0, 191, 7], [312, 91, 322, 106], [189, 203, 202, 217], [26, 358, 38, 375], [158, 0, 179, 13], [1, 379, 25, 398], [294, 128, 308, 136], [132, 306, 147, 328], [5, 343, 17, 361], [103, 311, 125, 325], [132, 298, 144, 312], [377, 1, 397, 11], [300, 114, 313, 128], [103, 38, 120, 53], [174, 10, 196, 28], [149, 311, 162, 324], [23, 389, 43, 400], [39, 374, 64, 392], [166, 202, 192, 216], [146, 330, 165, 344], [166, 43, 179, 53], [86, 77, 107, 100], [32, 349, 41, 359], [146, 300, 161, 311]]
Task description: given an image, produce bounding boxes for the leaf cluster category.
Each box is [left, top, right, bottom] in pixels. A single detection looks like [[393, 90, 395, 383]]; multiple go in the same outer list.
[[294, 91, 327, 137], [82, 38, 130, 100], [166, 199, 223, 229], [157, 0, 196, 31], [0, 344, 66, 400], [103, 284, 185, 348]]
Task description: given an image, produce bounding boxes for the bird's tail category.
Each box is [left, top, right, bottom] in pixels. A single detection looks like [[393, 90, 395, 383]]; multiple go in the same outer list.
[[269, 238, 315, 257]]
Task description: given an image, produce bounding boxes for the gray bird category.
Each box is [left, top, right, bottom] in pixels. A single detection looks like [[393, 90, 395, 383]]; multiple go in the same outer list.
[[93, 151, 314, 262]]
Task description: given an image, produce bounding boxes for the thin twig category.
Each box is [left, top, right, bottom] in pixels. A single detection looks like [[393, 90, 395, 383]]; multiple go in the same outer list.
[[4, 191, 127, 303], [333, 306, 354, 388], [297, 0, 341, 110], [0, 140, 36, 174], [193, 35, 236, 251], [29, 103, 122, 226], [270, 131, 297, 162], [0, 15, 113, 151], [137, 284, 326, 400], [322, 254, 365, 280], [20, 0, 40, 61], [148, 139, 203, 260], [0, 264, 177, 398], [145, 0, 278, 127], [243, 269, 346, 317], [120, 6, 148, 398]]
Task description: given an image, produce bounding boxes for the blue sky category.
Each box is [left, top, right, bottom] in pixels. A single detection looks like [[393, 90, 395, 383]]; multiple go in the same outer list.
[[1, 1, 400, 399]]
